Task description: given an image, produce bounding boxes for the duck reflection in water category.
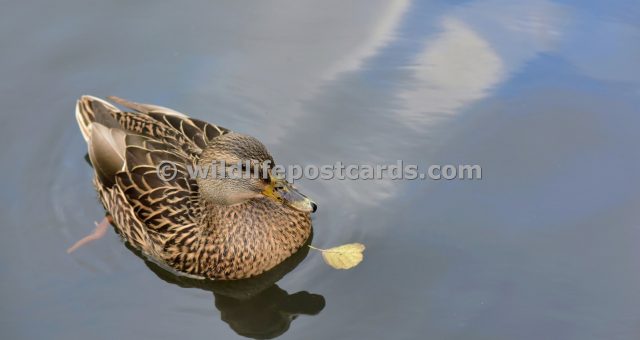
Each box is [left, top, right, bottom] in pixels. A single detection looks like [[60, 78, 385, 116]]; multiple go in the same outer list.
[[126, 235, 325, 339]]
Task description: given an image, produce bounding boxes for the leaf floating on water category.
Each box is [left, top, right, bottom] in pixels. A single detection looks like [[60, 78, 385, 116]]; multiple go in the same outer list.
[[309, 243, 365, 270], [321, 243, 366, 269]]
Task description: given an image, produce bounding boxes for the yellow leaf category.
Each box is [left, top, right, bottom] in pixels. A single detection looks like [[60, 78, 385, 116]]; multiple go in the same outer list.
[[310, 243, 366, 270]]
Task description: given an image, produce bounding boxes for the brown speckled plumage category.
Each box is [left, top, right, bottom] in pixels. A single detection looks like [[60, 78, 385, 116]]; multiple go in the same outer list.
[[75, 95, 312, 280]]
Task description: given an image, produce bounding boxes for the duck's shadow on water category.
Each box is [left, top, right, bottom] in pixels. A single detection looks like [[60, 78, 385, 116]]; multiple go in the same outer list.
[[124, 236, 325, 339]]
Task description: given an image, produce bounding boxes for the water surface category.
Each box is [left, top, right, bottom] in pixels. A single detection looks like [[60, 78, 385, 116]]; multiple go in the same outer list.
[[1, 0, 640, 339]]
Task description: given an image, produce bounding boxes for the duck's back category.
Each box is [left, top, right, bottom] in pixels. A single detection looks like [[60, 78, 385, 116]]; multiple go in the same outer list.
[[75, 96, 224, 270]]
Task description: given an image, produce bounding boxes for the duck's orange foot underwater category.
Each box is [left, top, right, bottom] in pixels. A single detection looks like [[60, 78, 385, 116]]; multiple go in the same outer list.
[[66, 215, 112, 254]]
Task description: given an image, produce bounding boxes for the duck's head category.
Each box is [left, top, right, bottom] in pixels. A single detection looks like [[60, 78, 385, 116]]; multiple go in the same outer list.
[[196, 133, 317, 213]]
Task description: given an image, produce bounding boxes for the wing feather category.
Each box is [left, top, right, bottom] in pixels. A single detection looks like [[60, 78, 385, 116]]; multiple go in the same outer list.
[[107, 96, 230, 146]]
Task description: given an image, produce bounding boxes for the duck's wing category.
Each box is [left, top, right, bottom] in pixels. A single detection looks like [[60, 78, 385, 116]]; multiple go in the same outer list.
[[76, 96, 204, 255], [116, 132, 201, 235], [77, 95, 230, 157], [114, 132, 207, 272], [108, 96, 230, 148]]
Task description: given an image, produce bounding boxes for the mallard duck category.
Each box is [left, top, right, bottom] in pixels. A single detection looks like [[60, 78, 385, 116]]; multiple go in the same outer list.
[[72, 95, 317, 280]]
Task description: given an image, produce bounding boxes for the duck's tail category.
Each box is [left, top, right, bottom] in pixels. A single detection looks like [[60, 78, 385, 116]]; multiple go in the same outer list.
[[74, 95, 120, 142], [75, 95, 127, 187]]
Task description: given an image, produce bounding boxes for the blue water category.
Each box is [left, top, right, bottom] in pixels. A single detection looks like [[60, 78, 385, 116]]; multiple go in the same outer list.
[[1, 1, 639, 339]]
